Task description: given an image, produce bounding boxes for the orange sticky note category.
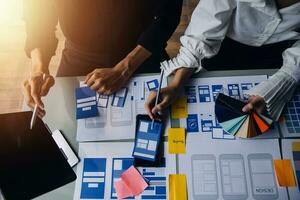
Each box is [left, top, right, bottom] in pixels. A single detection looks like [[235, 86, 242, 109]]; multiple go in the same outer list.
[[273, 159, 296, 187], [171, 96, 188, 119], [169, 174, 187, 200]]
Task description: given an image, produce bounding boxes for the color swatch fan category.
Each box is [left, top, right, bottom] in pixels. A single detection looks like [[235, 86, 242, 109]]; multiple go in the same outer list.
[[215, 93, 273, 138]]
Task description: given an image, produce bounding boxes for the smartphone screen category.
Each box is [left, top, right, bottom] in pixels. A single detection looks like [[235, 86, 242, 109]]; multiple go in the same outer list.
[[133, 115, 164, 167]]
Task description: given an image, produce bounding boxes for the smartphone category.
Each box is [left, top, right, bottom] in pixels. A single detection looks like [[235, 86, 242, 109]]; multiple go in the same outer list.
[[191, 154, 218, 200], [133, 115, 164, 167], [219, 154, 248, 200], [248, 153, 278, 200]]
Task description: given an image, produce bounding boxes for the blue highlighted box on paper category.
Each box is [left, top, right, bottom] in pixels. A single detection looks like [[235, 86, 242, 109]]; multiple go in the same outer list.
[[198, 85, 211, 102], [111, 158, 134, 199], [185, 86, 197, 103], [146, 79, 159, 91], [187, 114, 199, 133], [76, 87, 98, 119], [80, 158, 106, 199], [133, 120, 162, 161], [111, 88, 128, 107]]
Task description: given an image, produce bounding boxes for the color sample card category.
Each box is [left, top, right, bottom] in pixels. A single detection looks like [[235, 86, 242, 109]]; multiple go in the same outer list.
[[76, 87, 98, 119], [169, 174, 187, 200], [171, 96, 188, 119], [132, 120, 163, 161], [273, 160, 296, 187], [168, 128, 186, 154], [215, 93, 273, 138], [111, 87, 128, 107]]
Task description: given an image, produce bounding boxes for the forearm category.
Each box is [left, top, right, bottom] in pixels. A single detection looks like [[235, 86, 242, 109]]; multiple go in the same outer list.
[[30, 48, 52, 74], [115, 45, 152, 76], [169, 67, 195, 88]]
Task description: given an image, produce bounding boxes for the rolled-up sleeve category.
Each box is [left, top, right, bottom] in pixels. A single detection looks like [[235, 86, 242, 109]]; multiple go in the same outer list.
[[161, 0, 237, 76], [246, 40, 300, 120], [137, 0, 183, 54], [23, 0, 58, 58]]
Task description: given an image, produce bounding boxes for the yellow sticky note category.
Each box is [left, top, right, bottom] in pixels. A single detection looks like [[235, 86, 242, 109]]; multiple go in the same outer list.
[[168, 128, 186, 154], [292, 142, 300, 152], [273, 159, 296, 187], [169, 174, 187, 200], [171, 96, 188, 119]]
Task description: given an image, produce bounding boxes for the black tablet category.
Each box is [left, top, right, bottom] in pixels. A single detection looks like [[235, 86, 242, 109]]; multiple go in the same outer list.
[[0, 112, 76, 200]]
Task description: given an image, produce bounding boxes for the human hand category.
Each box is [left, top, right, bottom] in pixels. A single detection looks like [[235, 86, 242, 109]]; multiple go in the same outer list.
[[242, 95, 266, 113], [23, 72, 55, 118], [145, 85, 180, 120], [84, 66, 131, 95]]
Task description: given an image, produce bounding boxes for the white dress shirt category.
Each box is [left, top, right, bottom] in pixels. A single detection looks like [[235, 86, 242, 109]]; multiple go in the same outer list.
[[161, 0, 300, 120]]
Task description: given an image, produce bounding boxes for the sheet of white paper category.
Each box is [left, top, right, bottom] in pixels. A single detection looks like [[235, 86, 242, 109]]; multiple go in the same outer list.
[[281, 139, 300, 199], [73, 142, 176, 200], [178, 136, 287, 200], [175, 75, 280, 140], [76, 75, 169, 141]]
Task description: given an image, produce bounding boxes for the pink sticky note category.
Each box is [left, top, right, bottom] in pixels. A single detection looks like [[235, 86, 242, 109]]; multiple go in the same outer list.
[[114, 179, 133, 199], [121, 166, 148, 195], [114, 166, 149, 199]]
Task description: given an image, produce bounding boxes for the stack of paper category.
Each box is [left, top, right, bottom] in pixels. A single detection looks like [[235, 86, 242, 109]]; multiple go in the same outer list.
[[215, 93, 273, 138]]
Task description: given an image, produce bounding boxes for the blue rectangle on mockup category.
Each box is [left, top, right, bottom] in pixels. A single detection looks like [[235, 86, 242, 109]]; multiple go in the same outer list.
[[80, 158, 106, 199], [146, 79, 159, 91], [76, 87, 98, 119], [185, 86, 197, 103], [133, 120, 162, 161], [187, 114, 199, 133]]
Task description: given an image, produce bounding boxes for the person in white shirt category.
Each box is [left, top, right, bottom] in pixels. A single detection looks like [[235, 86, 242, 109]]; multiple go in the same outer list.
[[145, 0, 300, 121]]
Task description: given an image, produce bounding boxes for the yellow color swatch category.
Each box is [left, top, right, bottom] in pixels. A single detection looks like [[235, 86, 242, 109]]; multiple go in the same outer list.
[[168, 128, 186, 154], [171, 96, 188, 119], [273, 159, 296, 187], [292, 142, 300, 151], [169, 174, 187, 200]]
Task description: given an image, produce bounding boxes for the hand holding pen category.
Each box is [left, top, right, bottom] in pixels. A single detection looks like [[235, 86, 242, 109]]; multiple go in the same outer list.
[[145, 67, 195, 122], [23, 72, 55, 127]]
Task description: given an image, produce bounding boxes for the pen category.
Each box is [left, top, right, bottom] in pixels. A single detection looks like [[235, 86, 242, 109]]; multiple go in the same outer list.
[[30, 73, 46, 130], [151, 69, 164, 129]]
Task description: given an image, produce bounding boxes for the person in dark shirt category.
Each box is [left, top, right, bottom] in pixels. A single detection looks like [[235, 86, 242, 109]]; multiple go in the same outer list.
[[22, 0, 182, 117]]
